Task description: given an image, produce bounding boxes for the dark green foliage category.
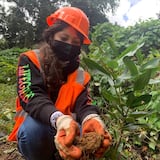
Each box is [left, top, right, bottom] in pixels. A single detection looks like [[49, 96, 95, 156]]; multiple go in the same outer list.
[[0, 0, 120, 49], [82, 28, 160, 158], [0, 48, 28, 84], [91, 19, 160, 56], [1, 0, 58, 48], [4, 7, 34, 48], [0, 83, 16, 134]]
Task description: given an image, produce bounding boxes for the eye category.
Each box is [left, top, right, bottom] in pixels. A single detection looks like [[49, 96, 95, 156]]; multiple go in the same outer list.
[[60, 36, 68, 42]]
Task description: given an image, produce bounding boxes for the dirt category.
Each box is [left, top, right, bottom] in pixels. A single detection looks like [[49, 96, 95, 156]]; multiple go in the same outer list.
[[74, 132, 103, 160], [0, 136, 24, 160], [0, 132, 103, 160]]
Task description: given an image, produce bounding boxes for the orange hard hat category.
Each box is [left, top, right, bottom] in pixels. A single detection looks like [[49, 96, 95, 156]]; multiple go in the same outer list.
[[46, 7, 91, 44]]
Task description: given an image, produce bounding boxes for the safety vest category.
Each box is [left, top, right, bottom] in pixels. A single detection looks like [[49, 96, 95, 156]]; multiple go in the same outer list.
[[8, 50, 91, 141]]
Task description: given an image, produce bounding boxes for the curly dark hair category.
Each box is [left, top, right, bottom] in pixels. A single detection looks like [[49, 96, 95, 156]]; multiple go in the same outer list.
[[39, 21, 83, 94]]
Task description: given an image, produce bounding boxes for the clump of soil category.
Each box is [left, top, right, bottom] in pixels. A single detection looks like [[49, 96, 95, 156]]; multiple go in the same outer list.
[[74, 132, 103, 160]]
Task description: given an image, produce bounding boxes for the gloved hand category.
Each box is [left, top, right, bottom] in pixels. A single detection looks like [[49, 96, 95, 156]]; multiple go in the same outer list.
[[54, 115, 82, 160], [82, 114, 112, 158]]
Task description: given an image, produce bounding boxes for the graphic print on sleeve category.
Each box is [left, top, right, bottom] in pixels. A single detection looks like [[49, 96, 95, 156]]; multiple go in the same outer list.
[[18, 64, 35, 103]]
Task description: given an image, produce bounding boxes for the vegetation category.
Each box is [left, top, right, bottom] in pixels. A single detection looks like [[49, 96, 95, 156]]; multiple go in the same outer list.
[[82, 44, 160, 159], [0, 47, 28, 84], [0, 0, 120, 49], [91, 19, 160, 56], [0, 48, 28, 135], [81, 20, 160, 159], [0, 83, 16, 135]]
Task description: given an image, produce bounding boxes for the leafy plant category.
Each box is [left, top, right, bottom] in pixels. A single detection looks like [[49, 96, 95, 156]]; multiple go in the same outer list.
[[91, 19, 160, 57], [82, 37, 160, 159], [0, 83, 16, 134], [0, 47, 28, 84]]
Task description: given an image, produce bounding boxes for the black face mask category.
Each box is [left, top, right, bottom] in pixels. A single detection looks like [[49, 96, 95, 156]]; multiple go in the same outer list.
[[50, 40, 81, 74], [50, 40, 81, 61]]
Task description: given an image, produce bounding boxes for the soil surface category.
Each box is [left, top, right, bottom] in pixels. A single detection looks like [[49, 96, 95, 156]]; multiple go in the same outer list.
[[0, 136, 24, 160], [1, 134, 159, 160], [0, 132, 102, 160]]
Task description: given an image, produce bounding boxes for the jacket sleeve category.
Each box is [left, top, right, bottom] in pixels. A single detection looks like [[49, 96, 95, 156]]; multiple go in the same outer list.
[[73, 83, 100, 124], [17, 54, 57, 125]]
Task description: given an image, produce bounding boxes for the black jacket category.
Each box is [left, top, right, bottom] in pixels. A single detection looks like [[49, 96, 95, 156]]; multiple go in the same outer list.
[[17, 53, 99, 126]]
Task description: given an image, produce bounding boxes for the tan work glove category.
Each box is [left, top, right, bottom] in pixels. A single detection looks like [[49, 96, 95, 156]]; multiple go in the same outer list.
[[82, 114, 112, 158], [54, 115, 82, 160]]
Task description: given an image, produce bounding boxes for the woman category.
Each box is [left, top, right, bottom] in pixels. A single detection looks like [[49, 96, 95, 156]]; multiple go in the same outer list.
[[8, 7, 112, 160]]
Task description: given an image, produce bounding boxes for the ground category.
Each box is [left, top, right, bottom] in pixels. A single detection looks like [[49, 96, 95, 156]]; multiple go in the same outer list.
[[0, 132, 102, 160], [0, 136, 24, 160]]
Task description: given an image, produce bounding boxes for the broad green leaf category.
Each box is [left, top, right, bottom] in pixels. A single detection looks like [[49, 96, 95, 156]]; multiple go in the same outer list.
[[107, 37, 119, 56], [136, 51, 145, 64], [127, 111, 149, 118], [148, 141, 156, 150], [127, 92, 152, 108], [123, 123, 148, 131], [107, 60, 118, 69], [141, 58, 160, 71], [123, 124, 141, 131], [101, 89, 119, 103], [134, 69, 151, 91], [123, 56, 138, 76], [126, 92, 135, 106], [130, 94, 152, 107], [149, 79, 160, 84], [83, 57, 110, 76], [117, 42, 144, 64]]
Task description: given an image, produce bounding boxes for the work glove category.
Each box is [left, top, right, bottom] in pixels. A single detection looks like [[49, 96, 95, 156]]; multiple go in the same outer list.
[[54, 115, 82, 160], [82, 114, 112, 158]]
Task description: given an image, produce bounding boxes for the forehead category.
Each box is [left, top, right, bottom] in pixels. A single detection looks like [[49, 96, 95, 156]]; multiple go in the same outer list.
[[58, 26, 80, 38]]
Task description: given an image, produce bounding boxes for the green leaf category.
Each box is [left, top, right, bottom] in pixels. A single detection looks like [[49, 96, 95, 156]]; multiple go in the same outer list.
[[127, 92, 152, 108], [123, 56, 138, 76], [141, 58, 160, 71], [134, 70, 151, 91], [101, 89, 119, 103], [117, 42, 144, 64], [123, 123, 148, 131], [83, 57, 110, 76], [136, 51, 144, 64], [107, 60, 118, 69], [126, 92, 135, 106], [131, 94, 152, 107], [107, 37, 119, 56], [127, 111, 149, 118], [123, 124, 141, 131], [149, 79, 160, 84], [148, 141, 156, 150]]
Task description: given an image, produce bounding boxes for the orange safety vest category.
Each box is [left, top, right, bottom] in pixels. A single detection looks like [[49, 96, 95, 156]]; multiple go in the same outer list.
[[8, 50, 90, 141]]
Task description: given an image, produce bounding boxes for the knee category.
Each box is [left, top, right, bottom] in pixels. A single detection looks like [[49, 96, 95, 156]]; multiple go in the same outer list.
[[18, 116, 55, 142], [17, 116, 57, 160]]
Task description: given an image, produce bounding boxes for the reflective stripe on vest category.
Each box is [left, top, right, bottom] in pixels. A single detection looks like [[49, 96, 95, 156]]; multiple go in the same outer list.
[[15, 109, 28, 120], [55, 68, 90, 114], [76, 69, 84, 84]]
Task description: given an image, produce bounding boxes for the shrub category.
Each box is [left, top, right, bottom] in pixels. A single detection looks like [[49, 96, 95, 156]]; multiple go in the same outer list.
[[0, 47, 28, 84]]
